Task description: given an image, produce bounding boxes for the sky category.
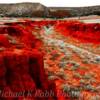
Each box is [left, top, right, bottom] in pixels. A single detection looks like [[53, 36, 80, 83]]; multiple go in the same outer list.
[[0, 0, 100, 7]]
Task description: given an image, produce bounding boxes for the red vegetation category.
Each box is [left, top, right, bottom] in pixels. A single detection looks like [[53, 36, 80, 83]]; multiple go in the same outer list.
[[0, 21, 57, 100]]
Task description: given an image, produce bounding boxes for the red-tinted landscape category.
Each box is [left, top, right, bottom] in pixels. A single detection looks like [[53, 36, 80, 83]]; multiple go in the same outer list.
[[0, 18, 100, 100]]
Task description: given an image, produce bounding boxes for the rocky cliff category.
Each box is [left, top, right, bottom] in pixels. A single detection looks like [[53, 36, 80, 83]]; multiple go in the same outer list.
[[0, 2, 100, 18]]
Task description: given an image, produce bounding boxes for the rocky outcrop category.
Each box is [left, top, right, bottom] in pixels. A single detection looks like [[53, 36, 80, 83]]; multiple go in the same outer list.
[[49, 6, 100, 18], [0, 2, 100, 18], [0, 21, 57, 100], [0, 2, 49, 17]]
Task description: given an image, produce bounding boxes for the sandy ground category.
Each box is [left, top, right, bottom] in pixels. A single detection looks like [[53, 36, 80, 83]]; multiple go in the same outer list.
[[0, 15, 100, 23]]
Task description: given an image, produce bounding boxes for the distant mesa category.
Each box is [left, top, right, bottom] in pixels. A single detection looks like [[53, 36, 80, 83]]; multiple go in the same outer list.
[[0, 2, 100, 18]]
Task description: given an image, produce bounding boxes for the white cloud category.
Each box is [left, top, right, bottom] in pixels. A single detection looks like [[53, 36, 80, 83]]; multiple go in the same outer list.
[[0, 0, 100, 7]]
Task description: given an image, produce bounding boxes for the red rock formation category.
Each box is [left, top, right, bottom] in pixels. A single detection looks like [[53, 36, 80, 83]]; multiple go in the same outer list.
[[0, 21, 57, 100], [55, 21, 100, 44]]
